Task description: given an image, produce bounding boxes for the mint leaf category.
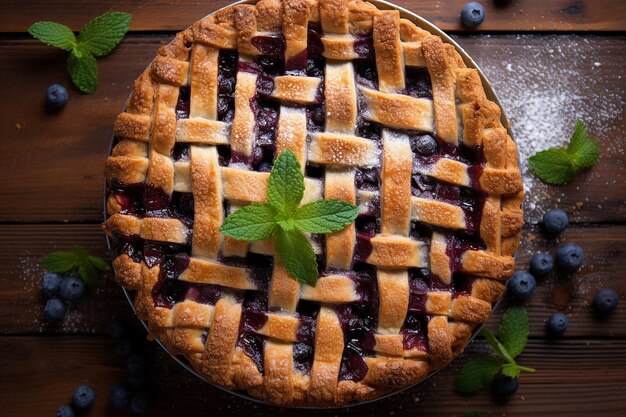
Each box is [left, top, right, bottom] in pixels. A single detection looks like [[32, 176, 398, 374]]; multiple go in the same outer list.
[[267, 149, 304, 218], [567, 120, 599, 169], [275, 228, 318, 286], [528, 148, 576, 185], [454, 356, 503, 394], [67, 49, 98, 94], [219, 203, 277, 240], [293, 199, 359, 233], [501, 363, 521, 378], [78, 258, 99, 287], [497, 306, 529, 358], [28, 21, 77, 51], [77, 12, 131, 57], [481, 328, 514, 363], [40, 251, 78, 273]]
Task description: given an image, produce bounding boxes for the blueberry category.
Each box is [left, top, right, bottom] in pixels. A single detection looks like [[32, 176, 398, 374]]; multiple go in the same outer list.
[[41, 272, 63, 297], [127, 355, 146, 376], [529, 252, 554, 277], [492, 374, 519, 397], [72, 385, 95, 409], [542, 208, 569, 234], [506, 271, 536, 300], [107, 319, 127, 339], [460, 2, 486, 28], [109, 384, 130, 408], [116, 337, 134, 357], [44, 298, 67, 321], [593, 288, 619, 316], [413, 135, 438, 156], [547, 312, 568, 335], [55, 404, 75, 417], [130, 391, 150, 414], [46, 84, 69, 109], [555, 243, 585, 272], [59, 276, 86, 302]]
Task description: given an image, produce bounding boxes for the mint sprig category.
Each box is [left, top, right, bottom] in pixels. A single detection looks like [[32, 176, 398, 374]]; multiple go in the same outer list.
[[528, 120, 599, 185], [28, 12, 131, 94], [40, 246, 110, 287], [219, 150, 359, 285], [455, 307, 535, 394]]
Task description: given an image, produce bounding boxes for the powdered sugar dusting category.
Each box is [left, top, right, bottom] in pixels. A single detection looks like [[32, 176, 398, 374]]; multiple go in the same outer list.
[[457, 35, 625, 223]]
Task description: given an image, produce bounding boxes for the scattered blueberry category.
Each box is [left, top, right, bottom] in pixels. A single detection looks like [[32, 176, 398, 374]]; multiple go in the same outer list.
[[109, 384, 131, 408], [413, 135, 438, 156], [130, 391, 150, 414], [116, 337, 133, 357], [555, 243, 585, 272], [506, 271, 536, 300], [593, 288, 619, 316], [108, 319, 127, 339], [547, 313, 568, 335], [41, 272, 63, 297], [46, 84, 69, 110], [128, 373, 146, 390], [44, 298, 67, 321], [460, 2, 486, 28], [55, 404, 75, 417], [542, 208, 569, 234], [72, 385, 95, 409], [529, 252, 554, 277], [59, 276, 86, 302], [492, 374, 519, 397], [127, 355, 146, 376]]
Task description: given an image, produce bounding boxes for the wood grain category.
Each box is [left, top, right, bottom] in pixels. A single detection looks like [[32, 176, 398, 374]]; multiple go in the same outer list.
[[2, 0, 626, 33], [0, 336, 625, 416], [1, 224, 624, 336], [1, 36, 624, 223]]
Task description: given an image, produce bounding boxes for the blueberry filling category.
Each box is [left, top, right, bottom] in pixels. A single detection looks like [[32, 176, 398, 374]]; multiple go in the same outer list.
[[175, 86, 190, 119]]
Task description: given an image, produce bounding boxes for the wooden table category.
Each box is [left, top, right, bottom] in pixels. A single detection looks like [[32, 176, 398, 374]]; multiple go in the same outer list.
[[1, 1, 625, 415]]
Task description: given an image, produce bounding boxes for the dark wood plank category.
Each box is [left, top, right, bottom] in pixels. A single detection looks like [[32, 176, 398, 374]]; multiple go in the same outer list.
[[2, 0, 626, 33], [1, 223, 624, 336], [0, 36, 624, 223], [1, 335, 625, 416]]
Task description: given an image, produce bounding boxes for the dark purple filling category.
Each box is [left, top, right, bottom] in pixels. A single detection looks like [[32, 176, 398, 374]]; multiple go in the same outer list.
[[445, 232, 486, 274], [251, 35, 286, 57], [404, 68, 432, 100], [293, 300, 319, 373], [354, 231, 374, 262], [217, 50, 238, 123], [175, 86, 190, 119], [336, 298, 378, 381], [401, 313, 427, 351], [185, 285, 223, 305], [353, 35, 374, 59]]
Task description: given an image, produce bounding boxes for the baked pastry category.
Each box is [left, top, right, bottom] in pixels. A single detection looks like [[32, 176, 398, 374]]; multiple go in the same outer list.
[[103, 0, 524, 406]]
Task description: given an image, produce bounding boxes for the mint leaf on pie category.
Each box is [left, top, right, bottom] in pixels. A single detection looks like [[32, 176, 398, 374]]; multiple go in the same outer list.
[[77, 12, 131, 57], [40, 246, 110, 287], [497, 306, 529, 358], [267, 149, 304, 218], [67, 50, 98, 94], [275, 228, 319, 286], [28, 21, 77, 51], [219, 203, 277, 241], [454, 356, 503, 394], [294, 199, 359, 234], [219, 150, 358, 285], [528, 120, 599, 185], [567, 119, 599, 169]]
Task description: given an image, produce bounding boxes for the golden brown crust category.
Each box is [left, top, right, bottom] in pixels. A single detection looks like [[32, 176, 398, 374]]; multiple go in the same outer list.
[[104, 0, 524, 406]]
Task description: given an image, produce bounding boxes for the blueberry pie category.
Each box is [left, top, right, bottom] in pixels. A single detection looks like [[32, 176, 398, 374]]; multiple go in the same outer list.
[[103, 0, 524, 406]]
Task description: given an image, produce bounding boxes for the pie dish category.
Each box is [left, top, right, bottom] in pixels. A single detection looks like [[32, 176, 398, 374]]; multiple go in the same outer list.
[[103, 0, 524, 407]]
